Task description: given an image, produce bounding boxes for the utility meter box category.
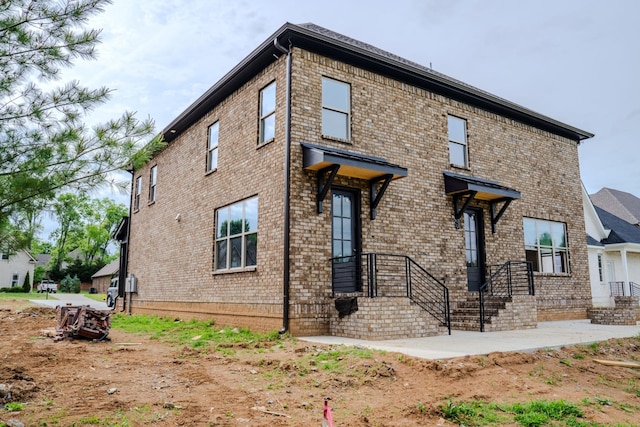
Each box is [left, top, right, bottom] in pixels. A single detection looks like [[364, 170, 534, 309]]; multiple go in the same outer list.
[[125, 274, 137, 293]]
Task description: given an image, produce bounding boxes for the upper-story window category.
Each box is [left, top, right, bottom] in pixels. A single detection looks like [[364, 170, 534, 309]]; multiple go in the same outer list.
[[322, 77, 350, 140], [149, 165, 157, 203], [448, 115, 468, 167], [215, 197, 258, 270], [134, 176, 142, 211], [523, 218, 569, 274], [259, 82, 276, 144], [1, 253, 9, 260], [207, 122, 219, 172]]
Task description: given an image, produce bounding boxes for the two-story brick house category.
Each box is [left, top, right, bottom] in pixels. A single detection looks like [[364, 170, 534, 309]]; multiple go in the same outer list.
[[119, 23, 594, 339]]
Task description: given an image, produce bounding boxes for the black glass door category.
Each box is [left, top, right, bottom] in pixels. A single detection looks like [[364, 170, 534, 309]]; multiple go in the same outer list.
[[464, 209, 485, 292], [331, 188, 361, 293]]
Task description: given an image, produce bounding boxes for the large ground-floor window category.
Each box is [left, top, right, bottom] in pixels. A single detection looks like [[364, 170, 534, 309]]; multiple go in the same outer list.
[[215, 197, 258, 270], [523, 217, 569, 273]]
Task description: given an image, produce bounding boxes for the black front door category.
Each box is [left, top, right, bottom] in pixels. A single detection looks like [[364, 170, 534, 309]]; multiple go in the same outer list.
[[464, 209, 485, 292], [331, 188, 361, 293]]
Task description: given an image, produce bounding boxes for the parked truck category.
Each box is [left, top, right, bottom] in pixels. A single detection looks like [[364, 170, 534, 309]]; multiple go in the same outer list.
[[37, 279, 57, 293]]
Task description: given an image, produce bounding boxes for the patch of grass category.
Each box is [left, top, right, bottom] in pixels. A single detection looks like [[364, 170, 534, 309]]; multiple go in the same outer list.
[[77, 415, 101, 424], [572, 353, 586, 360], [440, 400, 506, 425], [441, 399, 585, 427], [625, 379, 640, 397], [0, 292, 50, 301], [4, 402, 26, 411], [560, 359, 573, 367], [111, 313, 282, 351], [416, 401, 427, 414]]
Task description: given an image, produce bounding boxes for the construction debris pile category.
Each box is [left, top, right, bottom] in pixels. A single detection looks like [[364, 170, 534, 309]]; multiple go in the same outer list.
[[55, 305, 111, 341]]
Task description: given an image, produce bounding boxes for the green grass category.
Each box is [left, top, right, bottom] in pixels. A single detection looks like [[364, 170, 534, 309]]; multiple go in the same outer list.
[[81, 290, 107, 302], [0, 291, 50, 301], [110, 313, 282, 351], [441, 399, 585, 426]]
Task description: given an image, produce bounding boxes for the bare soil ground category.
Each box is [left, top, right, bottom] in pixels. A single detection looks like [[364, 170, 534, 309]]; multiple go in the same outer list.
[[1, 300, 639, 426]]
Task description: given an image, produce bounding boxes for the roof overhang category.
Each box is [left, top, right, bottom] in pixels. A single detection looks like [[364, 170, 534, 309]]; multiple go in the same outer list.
[[160, 22, 593, 146], [444, 171, 521, 201], [302, 142, 407, 181], [113, 216, 129, 242], [301, 142, 407, 219], [443, 171, 521, 233]]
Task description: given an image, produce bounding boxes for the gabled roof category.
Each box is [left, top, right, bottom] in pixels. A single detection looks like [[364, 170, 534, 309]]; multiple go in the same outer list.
[[91, 259, 120, 279], [595, 206, 640, 245], [160, 22, 593, 150], [586, 234, 604, 247], [591, 188, 640, 226]]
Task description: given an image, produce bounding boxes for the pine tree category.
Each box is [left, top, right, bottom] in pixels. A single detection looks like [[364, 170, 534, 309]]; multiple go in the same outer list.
[[0, 0, 165, 243]]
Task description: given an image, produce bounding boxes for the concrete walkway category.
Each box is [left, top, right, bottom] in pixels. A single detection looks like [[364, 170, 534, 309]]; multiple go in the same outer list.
[[300, 320, 640, 360], [31, 293, 109, 311]]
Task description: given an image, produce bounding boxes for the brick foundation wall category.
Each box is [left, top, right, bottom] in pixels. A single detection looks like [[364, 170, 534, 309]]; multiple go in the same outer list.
[[329, 297, 448, 340], [488, 295, 537, 331], [587, 296, 639, 325]]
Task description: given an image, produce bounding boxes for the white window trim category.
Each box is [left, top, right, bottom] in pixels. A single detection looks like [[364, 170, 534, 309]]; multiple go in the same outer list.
[[321, 77, 351, 141], [259, 82, 276, 145], [149, 165, 157, 203], [134, 176, 142, 211], [448, 115, 468, 168], [207, 121, 219, 172]]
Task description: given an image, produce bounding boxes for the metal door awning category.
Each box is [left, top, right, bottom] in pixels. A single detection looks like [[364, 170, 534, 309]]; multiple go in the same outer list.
[[443, 171, 521, 233], [301, 142, 408, 219]]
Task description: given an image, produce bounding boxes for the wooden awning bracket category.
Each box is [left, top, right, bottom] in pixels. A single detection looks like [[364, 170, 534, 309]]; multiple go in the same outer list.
[[490, 198, 512, 234], [453, 191, 477, 228], [316, 164, 340, 213], [370, 174, 393, 220]]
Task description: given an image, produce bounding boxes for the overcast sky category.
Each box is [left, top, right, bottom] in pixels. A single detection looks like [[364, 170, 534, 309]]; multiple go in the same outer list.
[[66, 0, 639, 200]]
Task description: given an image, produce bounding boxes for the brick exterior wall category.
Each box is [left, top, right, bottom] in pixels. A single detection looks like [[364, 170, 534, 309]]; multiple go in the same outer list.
[[126, 45, 592, 337], [588, 296, 640, 325], [329, 297, 448, 340]]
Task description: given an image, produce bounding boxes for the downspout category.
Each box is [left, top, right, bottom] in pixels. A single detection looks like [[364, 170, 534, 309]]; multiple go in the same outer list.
[[274, 37, 292, 334], [121, 167, 134, 313]]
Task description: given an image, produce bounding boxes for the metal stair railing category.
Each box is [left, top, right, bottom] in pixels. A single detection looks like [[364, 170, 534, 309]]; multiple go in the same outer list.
[[609, 281, 625, 296], [629, 282, 640, 297], [479, 261, 534, 332], [331, 253, 450, 334]]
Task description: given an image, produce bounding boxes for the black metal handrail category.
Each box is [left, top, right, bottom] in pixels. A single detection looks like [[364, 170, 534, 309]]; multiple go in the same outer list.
[[478, 261, 534, 332], [331, 253, 450, 334], [609, 281, 625, 296], [631, 282, 640, 297]]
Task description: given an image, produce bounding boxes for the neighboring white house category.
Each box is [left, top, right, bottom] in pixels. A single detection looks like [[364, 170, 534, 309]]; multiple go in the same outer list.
[[583, 184, 640, 307], [0, 249, 36, 290]]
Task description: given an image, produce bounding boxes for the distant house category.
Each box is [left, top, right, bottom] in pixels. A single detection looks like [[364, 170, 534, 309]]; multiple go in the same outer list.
[[584, 186, 640, 306], [119, 22, 594, 338], [0, 249, 36, 290], [91, 259, 119, 294], [591, 187, 640, 226]]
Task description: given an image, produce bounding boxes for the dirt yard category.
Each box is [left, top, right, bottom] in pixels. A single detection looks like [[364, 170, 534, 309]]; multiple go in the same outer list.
[[1, 300, 639, 426]]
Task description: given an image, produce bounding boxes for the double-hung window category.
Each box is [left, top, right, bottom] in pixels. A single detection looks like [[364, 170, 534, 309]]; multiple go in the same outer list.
[[134, 176, 142, 211], [207, 122, 219, 172], [259, 82, 276, 144], [149, 165, 157, 203], [523, 218, 569, 273], [322, 77, 350, 140], [215, 197, 258, 270], [11, 273, 19, 287], [448, 115, 468, 167]]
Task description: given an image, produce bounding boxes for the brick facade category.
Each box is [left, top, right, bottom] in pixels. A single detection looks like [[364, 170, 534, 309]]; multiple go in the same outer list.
[[125, 24, 592, 337]]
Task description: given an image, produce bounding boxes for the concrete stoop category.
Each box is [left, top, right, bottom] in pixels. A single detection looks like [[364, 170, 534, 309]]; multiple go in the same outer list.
[[329, 297, 448, 340]]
